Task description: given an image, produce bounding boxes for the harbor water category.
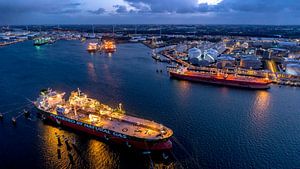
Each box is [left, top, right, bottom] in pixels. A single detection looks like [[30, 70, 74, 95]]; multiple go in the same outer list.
[[0, 41, 300, 169]]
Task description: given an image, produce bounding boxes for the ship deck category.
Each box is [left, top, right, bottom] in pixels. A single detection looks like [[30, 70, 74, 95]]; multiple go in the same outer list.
[[50, 108, 173, 141]]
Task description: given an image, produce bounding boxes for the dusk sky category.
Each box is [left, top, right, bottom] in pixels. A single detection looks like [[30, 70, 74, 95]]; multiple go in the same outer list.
[[1, 0, 300, 25]]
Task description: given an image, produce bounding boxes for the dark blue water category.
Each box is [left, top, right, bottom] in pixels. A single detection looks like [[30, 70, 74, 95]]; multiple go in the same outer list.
[[0, 41, 300, 169]]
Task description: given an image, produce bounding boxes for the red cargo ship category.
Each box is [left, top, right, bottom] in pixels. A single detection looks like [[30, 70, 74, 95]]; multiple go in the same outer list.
[[169, 68, 271, 89], [34, 89, 173, 150]]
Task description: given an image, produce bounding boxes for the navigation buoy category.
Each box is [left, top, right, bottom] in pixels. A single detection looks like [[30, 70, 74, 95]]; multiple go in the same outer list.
[[24, 110, 30, 118], [65, 139, 72, 151], [12, 117, 16, 125], [57, 136, 62, 146], [57, 149, 61, 159], [68, 153, 74, 164]]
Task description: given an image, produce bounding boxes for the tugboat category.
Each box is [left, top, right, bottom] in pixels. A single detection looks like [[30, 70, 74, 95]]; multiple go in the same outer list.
[[34, 89, 173, 150], [169, 67, 271, 89], [34, 37, 51, 46], [87, 43, 99, 52], [102, 40, 116, 53]]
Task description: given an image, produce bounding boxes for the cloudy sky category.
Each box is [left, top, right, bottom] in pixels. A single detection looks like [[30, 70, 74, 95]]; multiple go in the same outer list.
[[1, 0, 300, 25]]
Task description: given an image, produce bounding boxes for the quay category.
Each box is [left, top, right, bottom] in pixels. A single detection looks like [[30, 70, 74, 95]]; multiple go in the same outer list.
[[160, 49, 300, 87]]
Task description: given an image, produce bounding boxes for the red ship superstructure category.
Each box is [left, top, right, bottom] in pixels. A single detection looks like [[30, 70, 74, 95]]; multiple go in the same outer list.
[[169, 67, 271, 89], [34, 89, 173, 150]]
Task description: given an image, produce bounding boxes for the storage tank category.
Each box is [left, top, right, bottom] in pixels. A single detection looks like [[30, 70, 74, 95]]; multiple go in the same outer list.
[[240, 55, 262, 70], [286, 64, 300, 76], [188, 47, 202, 60], [203, 49, 219, 63], [217, 55, 236, 69]]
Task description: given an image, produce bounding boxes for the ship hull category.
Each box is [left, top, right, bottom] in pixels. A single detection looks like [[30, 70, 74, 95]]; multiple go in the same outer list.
[[36, 108, 172, 151], [34, 42, 47, 46], [104, 49, 116, 53], [170, 71, 270, 89], [87, 49, 97, 52]]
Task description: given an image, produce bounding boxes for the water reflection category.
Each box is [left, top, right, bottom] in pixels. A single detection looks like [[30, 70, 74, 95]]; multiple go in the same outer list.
[[176, 81, 191, 103], [86, 139, 118, 169], [40, 123, 177, 169], [252, 91, 271, 124], [220, 87, 229, 96], [87, 62, 97, 82], [35, 46, 41, 50], [41, 124, 73, 169]]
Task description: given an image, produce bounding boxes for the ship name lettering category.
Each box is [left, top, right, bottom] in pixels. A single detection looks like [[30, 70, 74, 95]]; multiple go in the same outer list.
[[76, 121, 83, 125], [113, 132, 127, 139], [51, 114, 76, 124], [84, 123, 95, 129], [95, 127, 111, 134]]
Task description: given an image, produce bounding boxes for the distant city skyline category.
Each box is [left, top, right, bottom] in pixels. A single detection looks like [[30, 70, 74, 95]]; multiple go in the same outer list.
[[1, 0, 300, 25]]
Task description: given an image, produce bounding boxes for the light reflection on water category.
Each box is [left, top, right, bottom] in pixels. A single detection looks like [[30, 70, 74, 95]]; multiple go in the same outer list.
[[252, 91, 271, 124], [86, 139, 119, 169], [40, 123, 119, 169], [39, 123, 177, 169], [176, 81, 191, 103], [87, 62, 97, 82]]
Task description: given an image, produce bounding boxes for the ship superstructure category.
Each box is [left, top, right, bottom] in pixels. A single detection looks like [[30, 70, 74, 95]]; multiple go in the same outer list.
[[34, 37, 51, 46], [87, 43, 100, 52], [102, 40, 116, 53]]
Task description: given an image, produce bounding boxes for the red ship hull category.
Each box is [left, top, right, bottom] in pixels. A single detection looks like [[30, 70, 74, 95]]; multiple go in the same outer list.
[[169, 71, 271, 89], [39, 110, 172, 151]]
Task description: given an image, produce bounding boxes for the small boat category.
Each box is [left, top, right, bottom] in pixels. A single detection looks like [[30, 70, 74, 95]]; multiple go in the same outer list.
[[34, 37, 51, 46], [87, 43, 99, 52], [102, 40, 116, 53]]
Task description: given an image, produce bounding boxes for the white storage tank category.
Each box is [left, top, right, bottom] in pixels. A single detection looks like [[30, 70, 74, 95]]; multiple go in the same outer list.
[[286, 64, 300, 76], [188, 47, 202, 60], [203, 49, 219, 63]]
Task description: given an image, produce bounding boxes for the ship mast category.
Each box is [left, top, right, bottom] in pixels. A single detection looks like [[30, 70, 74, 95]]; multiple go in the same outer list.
[[77, 88, 81, 96]]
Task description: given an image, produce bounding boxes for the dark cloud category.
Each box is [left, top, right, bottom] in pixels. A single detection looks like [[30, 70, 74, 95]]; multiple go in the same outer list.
[[0, 0, 300, 24], [88, 8, 106, 15], [0, 0, 82, 15], [65, 2, 81, 7], [124, 0, 197, 13], [124, 0, 300, 14], [227, 0, 300, 13], [47, 9, 82, 14], [113, 5, 128, 13]]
